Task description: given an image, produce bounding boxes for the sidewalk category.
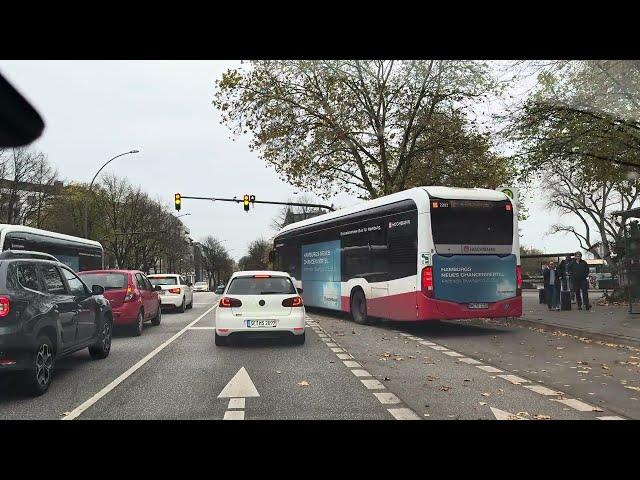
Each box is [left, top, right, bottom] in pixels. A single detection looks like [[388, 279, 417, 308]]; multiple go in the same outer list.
[[513, 290, 640, 346]]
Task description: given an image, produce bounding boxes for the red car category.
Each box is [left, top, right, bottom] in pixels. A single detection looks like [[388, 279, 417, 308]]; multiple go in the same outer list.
[[78, 270, 162, 336]]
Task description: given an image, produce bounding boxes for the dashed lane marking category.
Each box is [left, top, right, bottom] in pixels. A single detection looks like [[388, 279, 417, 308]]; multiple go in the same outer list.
[[476, 365, 503, 373], [553, 398, 598, 412], [458, 358, 482, 365], [418, 340, 436, 346], [228, 398, 245, 409], [443, 351, 464, 357], [373, 392, 401, 405], [524, 385, 563, 396], [387, 408, 421, 420], [361, 379, 385, 390], [351, 369, 372, 378], [497, 374, 530, 385], [343, 360, 361, 368], [330, 347, 344, 353], [62, 304, 218, 420], [223, 411, 245, 420], [427, 345, 449, 351], [337, 353, 353, 360], [326, 343, 338, 347], [597, 416, 625, 420]]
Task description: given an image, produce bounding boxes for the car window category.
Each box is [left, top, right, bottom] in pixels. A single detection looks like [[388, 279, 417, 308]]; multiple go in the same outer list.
[[61, 267, 88, 297], [227, 276, 296, 295], [181, 276, 187, 286], [135, 273, 147, 290], [142, 275, 153, 291], [148, 276, 177, 286], [39, 265, 68, 295], [78, 272, 127, 290], [16, 263, 43, 292]]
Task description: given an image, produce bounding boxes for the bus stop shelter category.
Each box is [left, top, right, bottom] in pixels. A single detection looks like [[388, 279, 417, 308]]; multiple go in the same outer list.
[[611, 207, 640, 314]]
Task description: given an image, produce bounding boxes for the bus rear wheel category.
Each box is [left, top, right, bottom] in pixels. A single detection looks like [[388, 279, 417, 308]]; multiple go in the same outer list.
[[350, 289, 369, 325]]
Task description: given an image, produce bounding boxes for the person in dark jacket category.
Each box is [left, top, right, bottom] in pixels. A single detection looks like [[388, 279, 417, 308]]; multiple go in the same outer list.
[[543, 261, 561, 310], [568, 252, 591, 310], [558, 254, 575, 300]]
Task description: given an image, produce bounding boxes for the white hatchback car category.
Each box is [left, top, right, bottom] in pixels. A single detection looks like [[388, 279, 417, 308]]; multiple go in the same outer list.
[[147, 274, 194, 313], [215, 271, 305, 346]]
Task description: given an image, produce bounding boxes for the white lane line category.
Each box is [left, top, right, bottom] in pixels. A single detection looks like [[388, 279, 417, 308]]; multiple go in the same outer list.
[[476, 365, 503, 373], [443, 351, 464, 357], [418, 340, 436, 346], [351, 369, 371, 377], [361, 379, 385, 390], [330, 347, 344, 353], [188, 326, 216, 330], [373, 392, 401, 405], [337, 353, 353, 360], [553, 398, 597, 412], [343, 360, 361, 368], [387, 408, 421, 420], [497, 374, 530, 385], [524, 385, 563, 396], [326, 343, 338, 347], [62, 304, 218, 420], [407, 336, 422, 341], [228, 398, 245, 409], [428, 345, 449, 351], [399, 333, 412, 337], [459, 358, 482, 365], [223, 411, 245, 420], [597, 416, 625, 420]]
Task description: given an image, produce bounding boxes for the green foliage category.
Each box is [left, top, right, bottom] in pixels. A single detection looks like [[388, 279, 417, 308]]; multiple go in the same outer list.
[[213, 60, 516, 199]]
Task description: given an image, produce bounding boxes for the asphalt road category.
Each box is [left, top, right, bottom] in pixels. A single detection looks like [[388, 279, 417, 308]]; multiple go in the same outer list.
[[1, 291, 637, 420]]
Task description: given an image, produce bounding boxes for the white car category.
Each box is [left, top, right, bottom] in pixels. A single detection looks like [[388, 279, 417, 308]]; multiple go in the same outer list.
[[215, 271, 305, 346], [148, 274, 194, 313], [193, 281, 209, 292]]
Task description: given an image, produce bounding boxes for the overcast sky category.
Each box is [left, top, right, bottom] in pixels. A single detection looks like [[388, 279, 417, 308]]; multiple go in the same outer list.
[[0, 60, 584, 260]]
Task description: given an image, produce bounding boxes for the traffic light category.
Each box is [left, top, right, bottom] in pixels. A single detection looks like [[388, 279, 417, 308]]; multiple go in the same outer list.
[[250, 195, 255, 204], [174, 193, 181, 211], [243, 194, 250, 212]]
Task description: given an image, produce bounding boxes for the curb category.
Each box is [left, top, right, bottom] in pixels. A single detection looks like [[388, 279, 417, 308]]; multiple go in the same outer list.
[[502, 316, 640, 348]]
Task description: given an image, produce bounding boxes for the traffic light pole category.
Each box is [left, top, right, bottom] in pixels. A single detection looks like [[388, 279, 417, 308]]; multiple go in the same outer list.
[[179, 195, 336, 212]]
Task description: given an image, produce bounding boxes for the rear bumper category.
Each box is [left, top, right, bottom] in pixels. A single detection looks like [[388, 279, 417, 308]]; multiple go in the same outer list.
[[160, 294, 183, 308], [0, 327, 34, 371], [215, 310, 305, 336], [111, 301, 142, 325]]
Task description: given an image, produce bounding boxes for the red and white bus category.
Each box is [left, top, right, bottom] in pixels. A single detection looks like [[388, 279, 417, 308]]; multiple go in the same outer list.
[[273, 186, 522, 324]]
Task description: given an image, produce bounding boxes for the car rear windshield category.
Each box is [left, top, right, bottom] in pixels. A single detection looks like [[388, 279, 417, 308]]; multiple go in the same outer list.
[[149, 277, 177, 286], [429, 198, 513, 245], [79, 273, 127, 290], [227, 276, 296, 295]]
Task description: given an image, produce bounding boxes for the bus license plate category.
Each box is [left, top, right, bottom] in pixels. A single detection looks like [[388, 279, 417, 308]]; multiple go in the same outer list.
[[246, 320, 277, 328], [468, 303, 489, 309]]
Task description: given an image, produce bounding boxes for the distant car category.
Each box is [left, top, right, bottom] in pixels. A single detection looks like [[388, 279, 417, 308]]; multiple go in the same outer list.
[[78, 270, 162, 336], [215, 271, 305, 346], [214, 284, 225, 294], [193, 281, 209, 292], [0, 250, 112, 396], [147, 274, 193, 312]]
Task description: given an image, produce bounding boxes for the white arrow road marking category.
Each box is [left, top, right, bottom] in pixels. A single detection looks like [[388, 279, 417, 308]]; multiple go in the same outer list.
[[490, 407, 527, 420], [218, 367, 260, 398]]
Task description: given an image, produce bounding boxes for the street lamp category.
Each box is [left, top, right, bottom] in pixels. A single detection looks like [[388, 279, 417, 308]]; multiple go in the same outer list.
[[83, 150, 139, 238]]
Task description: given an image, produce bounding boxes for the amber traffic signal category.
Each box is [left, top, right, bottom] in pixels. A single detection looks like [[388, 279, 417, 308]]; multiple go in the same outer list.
[[243, 194, 250, 212], [175, 193, 181, 211]]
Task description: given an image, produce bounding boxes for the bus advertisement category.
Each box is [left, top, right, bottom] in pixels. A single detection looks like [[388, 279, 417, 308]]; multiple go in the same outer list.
[[273, 186, 522, 324]]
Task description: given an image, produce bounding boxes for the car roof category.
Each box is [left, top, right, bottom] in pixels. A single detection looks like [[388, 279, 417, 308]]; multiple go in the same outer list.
[[231, 270, 291, 278], [78, 269, 137, 274], [147, 273, 180, 277]]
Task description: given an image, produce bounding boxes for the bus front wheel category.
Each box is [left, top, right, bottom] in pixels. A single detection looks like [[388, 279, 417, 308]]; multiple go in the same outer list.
[[351, 289, 369, 325]]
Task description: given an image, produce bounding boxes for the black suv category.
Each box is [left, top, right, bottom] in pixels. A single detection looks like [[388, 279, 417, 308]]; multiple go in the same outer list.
[[0, 250, 113, 396]]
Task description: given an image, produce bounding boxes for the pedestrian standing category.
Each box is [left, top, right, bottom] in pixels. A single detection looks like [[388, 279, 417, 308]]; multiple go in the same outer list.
[[568, 252, 591, 311], [543, 261, 561, 310]]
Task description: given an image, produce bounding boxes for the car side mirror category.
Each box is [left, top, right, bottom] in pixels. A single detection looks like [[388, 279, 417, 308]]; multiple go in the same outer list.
[[92, 285, 105, 295], [296, 287, 303, 294], [188, 282, 193, 287], [154, 285, 162, 292]]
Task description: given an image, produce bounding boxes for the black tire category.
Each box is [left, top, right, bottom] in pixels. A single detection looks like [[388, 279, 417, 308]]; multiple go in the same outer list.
[[151, 303, 162, 326], [178, 297, 186, 313], [89, 318, 113, 360], [350, 289, 369, 325], [292, 332, 306, 345], [132, 310, 144, 336], [214, 332, 227, 346], [23, 335, 55, 396]]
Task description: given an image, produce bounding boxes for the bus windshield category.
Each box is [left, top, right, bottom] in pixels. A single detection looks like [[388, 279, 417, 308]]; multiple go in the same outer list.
[[429, 198, 513, 247]]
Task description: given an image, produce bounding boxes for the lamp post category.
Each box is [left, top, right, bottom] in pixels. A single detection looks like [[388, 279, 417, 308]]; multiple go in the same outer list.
[[83, 150, 139, 238]]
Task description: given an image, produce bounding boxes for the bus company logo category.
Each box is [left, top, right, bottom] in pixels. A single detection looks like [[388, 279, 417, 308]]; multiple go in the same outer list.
[[389, 219, 410, 229]]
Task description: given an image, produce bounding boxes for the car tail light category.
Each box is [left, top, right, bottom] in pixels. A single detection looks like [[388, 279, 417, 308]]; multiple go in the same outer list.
[[282, 296, 303, 307], [124, 284, 137, 302], [516, 265, 522, 296], [0, 296, 10, 317], [219, 297, 242, 308], [168, 288, 181, 294], [421, 267, 433, 298]]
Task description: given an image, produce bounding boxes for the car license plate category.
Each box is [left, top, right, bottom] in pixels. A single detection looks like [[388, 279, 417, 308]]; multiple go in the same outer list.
[[246, 319, 277, 328], [468, 302, 489, 309]]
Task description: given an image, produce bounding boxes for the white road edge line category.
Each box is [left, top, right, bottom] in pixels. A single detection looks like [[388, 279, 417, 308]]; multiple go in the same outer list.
[[61, 304, 218, 420]]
